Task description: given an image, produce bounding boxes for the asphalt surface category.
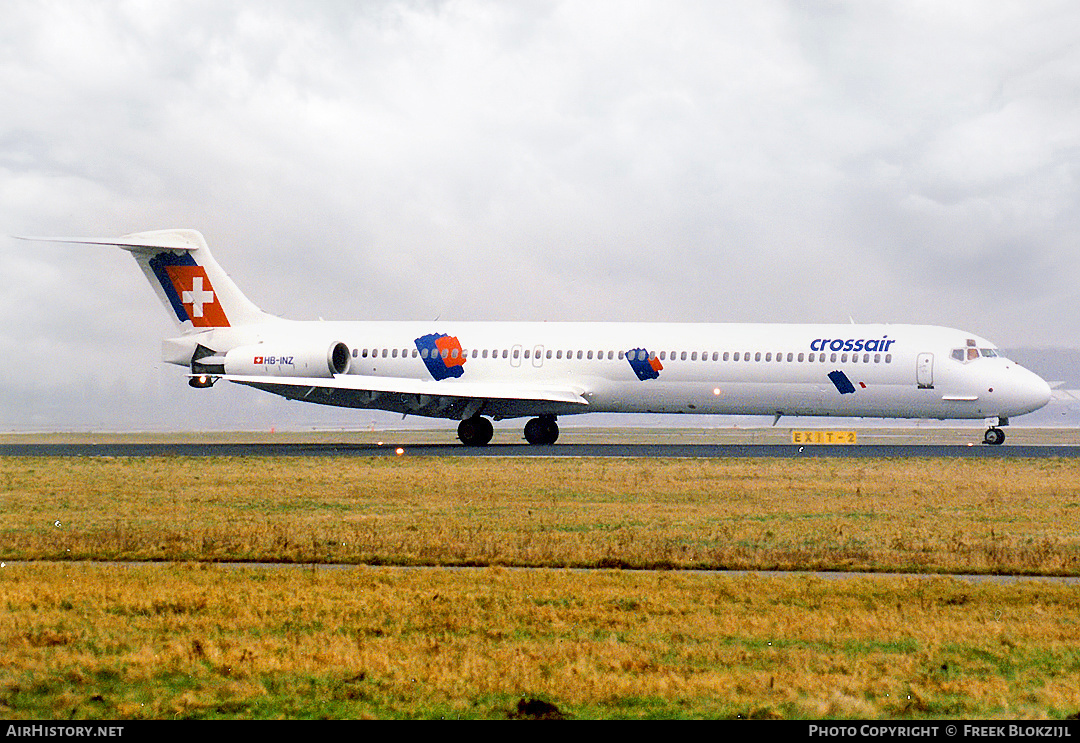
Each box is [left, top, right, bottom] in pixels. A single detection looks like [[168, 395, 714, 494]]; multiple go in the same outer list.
[[2, 441, 1079, 457]]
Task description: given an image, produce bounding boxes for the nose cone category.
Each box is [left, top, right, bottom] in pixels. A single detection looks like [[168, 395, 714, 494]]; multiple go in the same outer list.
[[1015, 368, 1052, 415]]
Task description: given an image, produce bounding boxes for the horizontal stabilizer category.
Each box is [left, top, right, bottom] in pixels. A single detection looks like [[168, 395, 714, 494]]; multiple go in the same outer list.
[[15, 230, 203, 253]]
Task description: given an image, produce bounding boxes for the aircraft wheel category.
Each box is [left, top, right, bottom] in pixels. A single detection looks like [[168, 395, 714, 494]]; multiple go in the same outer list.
[[457, 416, 494, 446], [524, 415, 559, 445], [983, 427, 1005, 446]]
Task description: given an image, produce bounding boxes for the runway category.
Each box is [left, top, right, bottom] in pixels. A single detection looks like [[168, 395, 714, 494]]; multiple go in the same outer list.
[[2, 426, 1078, 457], [2, 442, 1080, 458]]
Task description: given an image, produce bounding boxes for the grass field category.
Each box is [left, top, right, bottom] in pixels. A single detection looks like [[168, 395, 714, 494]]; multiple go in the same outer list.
[[3, 563, 1080, 719], [2, 456, 1079, 574], [2, 454, 1079, 719]]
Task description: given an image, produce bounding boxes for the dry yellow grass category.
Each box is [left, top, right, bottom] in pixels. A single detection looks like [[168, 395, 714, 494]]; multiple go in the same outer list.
[[1, 456, 1078, 574], [1, 563, 1078, 719], [2, 455, 1079, 718]]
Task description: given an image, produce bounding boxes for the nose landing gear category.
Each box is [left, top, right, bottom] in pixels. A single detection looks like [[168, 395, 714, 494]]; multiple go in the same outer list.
[[983, 417, 1009, 446]]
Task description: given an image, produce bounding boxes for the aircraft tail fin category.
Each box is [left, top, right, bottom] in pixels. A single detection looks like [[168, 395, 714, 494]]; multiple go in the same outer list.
[[17, 229, 273, 329]]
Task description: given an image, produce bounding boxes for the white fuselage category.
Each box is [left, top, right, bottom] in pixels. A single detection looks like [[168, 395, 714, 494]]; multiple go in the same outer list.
[[177, 320, 1052, 423]]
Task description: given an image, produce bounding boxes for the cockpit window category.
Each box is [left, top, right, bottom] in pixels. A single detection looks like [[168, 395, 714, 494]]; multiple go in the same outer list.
[[951, 345, 1002, 363]]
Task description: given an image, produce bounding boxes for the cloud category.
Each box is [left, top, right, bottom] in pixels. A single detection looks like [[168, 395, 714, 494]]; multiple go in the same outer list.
[[1, 0, 1078, 430]]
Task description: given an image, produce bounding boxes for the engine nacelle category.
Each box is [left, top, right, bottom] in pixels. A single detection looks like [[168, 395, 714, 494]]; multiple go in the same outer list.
[[223, 341, 351, 378]]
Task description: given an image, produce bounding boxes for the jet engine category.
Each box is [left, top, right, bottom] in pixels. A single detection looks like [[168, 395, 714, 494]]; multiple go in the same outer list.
[[223, 341, 351, 378]]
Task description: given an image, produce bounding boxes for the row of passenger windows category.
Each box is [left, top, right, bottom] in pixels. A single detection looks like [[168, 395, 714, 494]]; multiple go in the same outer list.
[[634, 350, 893, 365], [353, 347, 894, 364]]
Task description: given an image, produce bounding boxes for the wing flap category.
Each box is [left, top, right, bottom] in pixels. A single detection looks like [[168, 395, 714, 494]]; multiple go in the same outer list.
[[222, 373, 589, 406]]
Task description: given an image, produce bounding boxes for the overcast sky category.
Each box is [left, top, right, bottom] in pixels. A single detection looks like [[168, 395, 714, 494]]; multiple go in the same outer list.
[[2, 0, 1078, 431]]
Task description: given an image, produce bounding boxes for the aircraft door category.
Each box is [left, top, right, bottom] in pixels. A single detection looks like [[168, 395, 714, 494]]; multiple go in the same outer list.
[[510, 344, 523, 368], [916, 353, 934, 389], [532, 344, 545, 368]]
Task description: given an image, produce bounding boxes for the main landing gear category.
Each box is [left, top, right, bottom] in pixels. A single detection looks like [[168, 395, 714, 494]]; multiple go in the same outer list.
[[523, 415, 560, 446], [456, 414, 560, 446], [457, 416, 494, 447]]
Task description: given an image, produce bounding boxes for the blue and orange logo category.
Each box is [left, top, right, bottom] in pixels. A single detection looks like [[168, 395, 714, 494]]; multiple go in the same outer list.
[[627, 348, 662, 381], [828, 370, 856, 395], [149, 252, 229, 328], [415, 333, 466, 380]]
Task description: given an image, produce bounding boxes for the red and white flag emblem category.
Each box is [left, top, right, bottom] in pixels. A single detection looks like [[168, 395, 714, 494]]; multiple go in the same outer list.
[[163, 265, 230, 327]]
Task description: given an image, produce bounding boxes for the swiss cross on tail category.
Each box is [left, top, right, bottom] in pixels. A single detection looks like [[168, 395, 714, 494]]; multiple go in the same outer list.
[[149, 252, 230, 327]]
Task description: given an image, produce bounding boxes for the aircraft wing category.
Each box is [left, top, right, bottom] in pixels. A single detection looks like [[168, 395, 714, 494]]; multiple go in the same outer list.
[[221, 373, 589, 420]]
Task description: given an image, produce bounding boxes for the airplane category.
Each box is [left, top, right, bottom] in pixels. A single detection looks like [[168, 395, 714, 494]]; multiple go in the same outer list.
[[20, 229, 1052, 446]]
